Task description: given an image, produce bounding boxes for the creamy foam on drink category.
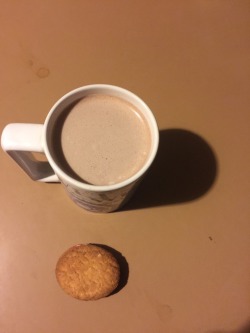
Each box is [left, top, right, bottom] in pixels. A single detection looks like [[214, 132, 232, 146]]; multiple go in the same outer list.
[[60, 94, 151, 185]]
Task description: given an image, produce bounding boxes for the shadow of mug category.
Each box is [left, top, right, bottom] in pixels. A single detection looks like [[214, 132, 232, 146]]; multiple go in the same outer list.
[[209, 319, 250, 333], [124, 129, 218, 210]]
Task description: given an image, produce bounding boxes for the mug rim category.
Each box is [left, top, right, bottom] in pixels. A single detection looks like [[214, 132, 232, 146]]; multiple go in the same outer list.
[[43, 84, 159, 192]]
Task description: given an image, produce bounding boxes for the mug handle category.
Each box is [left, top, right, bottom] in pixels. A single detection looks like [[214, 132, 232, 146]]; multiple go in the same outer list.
[[1, 123, 59, 182]]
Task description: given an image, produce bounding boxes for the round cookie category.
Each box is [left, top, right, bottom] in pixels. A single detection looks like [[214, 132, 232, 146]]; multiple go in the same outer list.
[[55, 244, 120, 300]]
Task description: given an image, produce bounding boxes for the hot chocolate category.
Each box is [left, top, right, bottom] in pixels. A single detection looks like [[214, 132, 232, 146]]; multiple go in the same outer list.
[[59, 94, 151, 186]]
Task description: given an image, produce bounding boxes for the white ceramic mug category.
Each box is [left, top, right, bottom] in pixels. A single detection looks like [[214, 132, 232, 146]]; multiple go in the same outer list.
[[1, 85, 159, 213]]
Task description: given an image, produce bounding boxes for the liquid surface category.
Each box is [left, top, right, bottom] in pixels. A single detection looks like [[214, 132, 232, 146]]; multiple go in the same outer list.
[[61, 94, 151, 185]]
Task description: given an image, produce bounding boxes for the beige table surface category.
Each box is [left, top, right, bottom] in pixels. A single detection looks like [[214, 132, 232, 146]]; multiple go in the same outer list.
[[1, 1, 250, 333]]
